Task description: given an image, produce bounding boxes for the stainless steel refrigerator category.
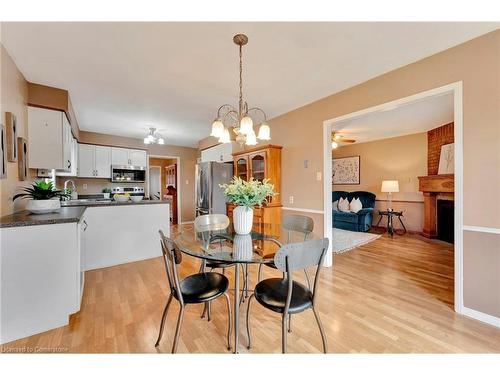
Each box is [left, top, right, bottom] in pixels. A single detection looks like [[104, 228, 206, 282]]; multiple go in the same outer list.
[[195, 162, 233, 216]]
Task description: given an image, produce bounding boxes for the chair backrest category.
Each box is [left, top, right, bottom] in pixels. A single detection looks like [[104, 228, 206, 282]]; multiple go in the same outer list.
[[273, 238, 329, 307], [158, 230, 184, 303], [283, 215, 314, 242], [194, 214, 230, 232]]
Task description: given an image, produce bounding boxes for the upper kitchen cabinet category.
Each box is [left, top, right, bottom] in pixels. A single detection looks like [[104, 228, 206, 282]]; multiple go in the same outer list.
[[78, 144, 111, 178], [28, 106, 75, 169], [111, 147, 147, 167], [200, 142, 234, 163]]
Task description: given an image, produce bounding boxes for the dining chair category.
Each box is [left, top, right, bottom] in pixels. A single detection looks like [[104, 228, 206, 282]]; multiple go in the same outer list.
[[258, 214, 314, 289], [155, 230, 232, 353], [246, 238, 329, 353]]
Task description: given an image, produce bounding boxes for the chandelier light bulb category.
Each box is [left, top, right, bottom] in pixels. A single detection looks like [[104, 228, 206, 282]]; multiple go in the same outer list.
[[211, 119, 224, 138], [245, 130, 257, 146], [239, 116, 254, 135], [331, 141, 338, 149], [257, 122, 271, 140], [219, 128, 231, 143]]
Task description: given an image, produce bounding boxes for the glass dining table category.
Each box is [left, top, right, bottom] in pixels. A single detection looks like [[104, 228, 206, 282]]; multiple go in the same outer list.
[[174, 222, 318, 353]]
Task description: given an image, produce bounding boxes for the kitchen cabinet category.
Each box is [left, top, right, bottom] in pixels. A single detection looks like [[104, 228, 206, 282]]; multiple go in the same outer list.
[[111, 147, 147, 167], [0, 221, 82, 344], [56, 136, 78, 177], [78, 144, 111, 178], [28, 106, 74, 169], [201, 142, 234, 163]]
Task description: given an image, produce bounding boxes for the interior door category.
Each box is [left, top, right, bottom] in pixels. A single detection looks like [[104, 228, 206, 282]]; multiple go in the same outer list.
[[78, 144, 95, 178], [149, 167, 161, 200], [94, 146, 111, 178]]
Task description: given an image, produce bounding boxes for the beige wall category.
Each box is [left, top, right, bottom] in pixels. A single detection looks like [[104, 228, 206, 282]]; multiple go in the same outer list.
[[0, 44, 36, 216], [264, 30, 500, 317], [332, 132, 427, 232], [76, 131, 198, 222]]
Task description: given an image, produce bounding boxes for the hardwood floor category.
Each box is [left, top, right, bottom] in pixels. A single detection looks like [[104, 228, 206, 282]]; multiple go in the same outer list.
[[2, 225, 499, 353]]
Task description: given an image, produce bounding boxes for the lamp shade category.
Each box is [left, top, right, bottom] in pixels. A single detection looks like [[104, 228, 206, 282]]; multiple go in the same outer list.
[[239, 116, 254, 135], [381, 180, 399, 193], [211, 119, 224, 138]]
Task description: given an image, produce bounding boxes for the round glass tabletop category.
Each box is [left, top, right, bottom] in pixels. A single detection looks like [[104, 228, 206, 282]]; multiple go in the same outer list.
[[174, 222, 318, 264]]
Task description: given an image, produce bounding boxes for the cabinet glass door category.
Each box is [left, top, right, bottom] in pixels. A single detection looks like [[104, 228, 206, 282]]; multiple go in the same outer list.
[[250, 153, 265, 181], [235, 157, 248, 180]]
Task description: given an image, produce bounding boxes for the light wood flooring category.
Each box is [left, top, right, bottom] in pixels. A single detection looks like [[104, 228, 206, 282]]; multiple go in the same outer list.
[[2, 225, 499, 353]]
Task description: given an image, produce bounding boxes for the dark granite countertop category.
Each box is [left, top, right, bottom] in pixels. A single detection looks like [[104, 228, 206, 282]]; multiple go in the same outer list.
[[0, 206, 87, 228], [0, 200, 169, 228]]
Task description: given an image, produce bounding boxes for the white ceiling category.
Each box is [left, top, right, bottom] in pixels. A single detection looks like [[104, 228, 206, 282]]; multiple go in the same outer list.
[[332, 92, 454, 144], [1, 22, 497, 147]]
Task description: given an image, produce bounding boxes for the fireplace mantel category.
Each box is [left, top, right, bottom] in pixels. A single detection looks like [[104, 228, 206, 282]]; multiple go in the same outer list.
[[418, 174, 454, 238]]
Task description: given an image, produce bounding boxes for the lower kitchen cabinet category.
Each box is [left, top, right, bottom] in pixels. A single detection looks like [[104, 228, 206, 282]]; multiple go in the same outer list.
[[0, 220, 84, 344]]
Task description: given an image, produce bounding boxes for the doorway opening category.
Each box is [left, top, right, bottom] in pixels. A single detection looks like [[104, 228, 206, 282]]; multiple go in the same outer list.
[[148, 155, 181, 225], [323, 82, 463, 314]]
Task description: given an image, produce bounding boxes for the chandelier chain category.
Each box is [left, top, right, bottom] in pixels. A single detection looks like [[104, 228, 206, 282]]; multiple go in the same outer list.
[[239, 43, 243, 119]]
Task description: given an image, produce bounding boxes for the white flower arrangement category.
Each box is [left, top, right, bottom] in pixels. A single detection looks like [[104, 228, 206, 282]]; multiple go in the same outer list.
[[220, 177, 277, 208]]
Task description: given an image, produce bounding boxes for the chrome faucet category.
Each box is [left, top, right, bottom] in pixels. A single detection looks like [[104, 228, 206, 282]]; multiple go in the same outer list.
[[64, 180, 77, 200]]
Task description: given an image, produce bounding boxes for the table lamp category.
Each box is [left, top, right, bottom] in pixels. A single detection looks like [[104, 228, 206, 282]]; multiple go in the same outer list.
[[381, 180, 399, 211]]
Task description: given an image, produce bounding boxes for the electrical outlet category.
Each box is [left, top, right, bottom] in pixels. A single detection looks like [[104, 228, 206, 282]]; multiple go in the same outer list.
[[316, 171, 322, 181], [185, 180, 189, 185], [83, 184, 87, 190], [289, 196, 294, 204]]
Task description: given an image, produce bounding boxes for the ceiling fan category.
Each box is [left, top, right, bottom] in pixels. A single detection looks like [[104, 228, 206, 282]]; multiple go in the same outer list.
[[331, 132, 356, 149]]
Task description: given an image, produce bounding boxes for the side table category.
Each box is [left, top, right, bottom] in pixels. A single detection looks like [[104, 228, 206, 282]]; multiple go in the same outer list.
[[376, 210, 407, 237]]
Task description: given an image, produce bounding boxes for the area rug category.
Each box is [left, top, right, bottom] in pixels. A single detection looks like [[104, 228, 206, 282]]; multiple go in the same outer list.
[[332, 228, 381, 254]]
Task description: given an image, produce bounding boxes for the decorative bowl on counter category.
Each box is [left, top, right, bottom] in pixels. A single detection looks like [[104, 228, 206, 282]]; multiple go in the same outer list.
[[130, 195, 143, 203], [113, 193, 130, 202], [27, 198, 61, 214]]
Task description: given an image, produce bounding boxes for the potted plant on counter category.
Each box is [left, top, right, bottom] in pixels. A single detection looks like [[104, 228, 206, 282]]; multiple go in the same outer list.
[[102, 187, 112, 199], [220, 177, 276, 235], [13, 180, 70, 214]]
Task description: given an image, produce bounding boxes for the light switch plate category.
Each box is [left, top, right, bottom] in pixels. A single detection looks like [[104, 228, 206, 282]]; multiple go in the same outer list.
[[316, 172, 322, 181], [289, 196, 294, 204], [83, 183, 87, 190]]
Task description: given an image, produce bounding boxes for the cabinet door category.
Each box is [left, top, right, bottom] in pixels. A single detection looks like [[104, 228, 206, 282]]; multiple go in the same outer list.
[[249, 152, 266, 181], [94, 146, 111, 178], [78, 144, 95, 178], [27, 106, 64, 169], [235, 156, 249, 180], [62, 114, 72, 171], [129, 149, 147, 167], [111, 147, 129, 166]]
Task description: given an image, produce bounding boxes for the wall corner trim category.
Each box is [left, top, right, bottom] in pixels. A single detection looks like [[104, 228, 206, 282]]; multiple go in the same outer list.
[[461, 307, 500, 328]]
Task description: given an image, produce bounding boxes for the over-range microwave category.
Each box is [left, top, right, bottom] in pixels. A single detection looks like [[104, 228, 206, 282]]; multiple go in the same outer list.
[[111, 165, 146, 183]]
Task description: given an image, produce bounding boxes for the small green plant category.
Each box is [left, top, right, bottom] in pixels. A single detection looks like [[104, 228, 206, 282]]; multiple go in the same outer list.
[[102, 187, 112, 194], [220, 177, 277, 208], [13, 180, 70, 201]]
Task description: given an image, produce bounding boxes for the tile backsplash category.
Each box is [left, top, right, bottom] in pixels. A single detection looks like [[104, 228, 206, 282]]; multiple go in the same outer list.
[[57, 177, 145, 195]]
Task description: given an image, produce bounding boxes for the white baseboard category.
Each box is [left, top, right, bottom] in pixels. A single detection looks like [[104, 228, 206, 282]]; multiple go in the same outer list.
[[461, 306, 500, 328], [180, 221, 194, 225]]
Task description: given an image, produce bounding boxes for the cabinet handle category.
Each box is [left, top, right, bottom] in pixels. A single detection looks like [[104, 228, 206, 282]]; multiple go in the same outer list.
[[95, 170, 98, 177], [68, 160, 71, 169], [83, 220, 88, 231]]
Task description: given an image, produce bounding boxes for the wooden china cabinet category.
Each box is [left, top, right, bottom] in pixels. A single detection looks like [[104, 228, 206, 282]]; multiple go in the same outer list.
[[227, 144, 282, 255]]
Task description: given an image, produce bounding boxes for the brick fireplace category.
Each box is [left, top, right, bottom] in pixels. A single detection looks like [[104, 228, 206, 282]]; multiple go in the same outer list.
[[418, 122, 454, 239]]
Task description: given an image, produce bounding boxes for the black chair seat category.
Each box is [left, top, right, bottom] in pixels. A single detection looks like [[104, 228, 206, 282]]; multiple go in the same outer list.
[[176, 272, 229, 304], [206, 260, 235, 269], [262, 254, 277, 269], [254, 278, 312, 314]]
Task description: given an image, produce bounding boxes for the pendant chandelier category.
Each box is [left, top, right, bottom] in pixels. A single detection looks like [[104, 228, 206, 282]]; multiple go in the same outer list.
[[210, 34, 271, 146], [143, 127, 165, 145]]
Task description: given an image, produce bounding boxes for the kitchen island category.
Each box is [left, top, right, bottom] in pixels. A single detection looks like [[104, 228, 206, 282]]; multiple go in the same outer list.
[[0, 200, 169, 344]]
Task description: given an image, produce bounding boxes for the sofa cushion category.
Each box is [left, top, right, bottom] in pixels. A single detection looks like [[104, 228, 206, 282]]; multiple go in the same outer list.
[[332, 211, 359, 224], [350, 197, 362, 213], [338, 197, 350, 212]]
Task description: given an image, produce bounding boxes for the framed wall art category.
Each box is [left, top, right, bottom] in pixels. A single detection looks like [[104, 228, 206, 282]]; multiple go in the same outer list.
[[438, 143, 454, 175], [333, 155, 360, 185], [6, 112, 18, 162], [17, 137, 28, 181], [1, 124, 6, 179]]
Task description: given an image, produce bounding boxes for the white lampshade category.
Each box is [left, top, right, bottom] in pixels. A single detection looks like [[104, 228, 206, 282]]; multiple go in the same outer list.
[[219, 128, 231, 143], [157, 137, 165, 145], [257, 122, 271, 140], [143, 137, 151, 144], [331, 140, 338, 149], [381, 180, 399, 193], [245, 130, 257, 146], [211, 119, 224, 137], [239, 116, 254, 135]]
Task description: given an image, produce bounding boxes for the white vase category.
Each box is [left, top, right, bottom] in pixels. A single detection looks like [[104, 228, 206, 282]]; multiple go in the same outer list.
[[233, 206, 253, 235], [27, 199, 61, 214], [233, 234, 254, 261], [103, 193, 110, 199]]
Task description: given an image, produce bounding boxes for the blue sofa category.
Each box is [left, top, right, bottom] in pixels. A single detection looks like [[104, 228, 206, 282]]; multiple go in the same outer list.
[[332, 191, 376, 232]]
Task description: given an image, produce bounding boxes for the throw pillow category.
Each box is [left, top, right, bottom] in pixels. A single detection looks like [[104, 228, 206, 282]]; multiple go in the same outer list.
[[338, 197, 350, 212], [350, 197, 363, 213], [333, 200, 339, 212]]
